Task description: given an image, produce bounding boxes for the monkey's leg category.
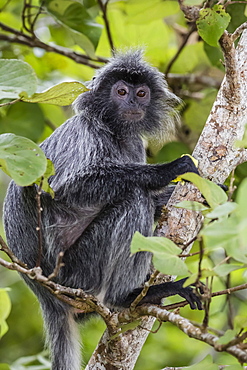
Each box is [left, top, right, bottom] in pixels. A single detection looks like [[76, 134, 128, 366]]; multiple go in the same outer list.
[[121, 278, 203, 310]]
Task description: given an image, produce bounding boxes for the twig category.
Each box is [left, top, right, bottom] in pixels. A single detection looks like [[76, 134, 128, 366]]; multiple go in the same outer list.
[[0, 98, 21, 107], [47, 251, 65, 280], [165, 24, 197, 77], [0, 235, 28, 268], [129, 270, 160, 311], [97, 0, 114, 51], [231, 21, 247, 42], [227, 169, 236, 201]]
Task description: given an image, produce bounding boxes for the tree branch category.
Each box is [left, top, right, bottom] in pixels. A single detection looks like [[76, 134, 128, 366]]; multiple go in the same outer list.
[[120, 305, 247, 363], [0, 22, 107, 68]]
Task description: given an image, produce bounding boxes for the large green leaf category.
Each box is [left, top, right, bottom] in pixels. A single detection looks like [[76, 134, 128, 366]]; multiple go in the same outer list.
[[130, 232, 188, 275], [20, 82, 88, 106], [0, 59, 37, 100], [197, 5, 231, 47], [0, 133, 47, 186], [45, 0, 102, 53], [180, 173, 227, 209], [0, 102, 45, 142]]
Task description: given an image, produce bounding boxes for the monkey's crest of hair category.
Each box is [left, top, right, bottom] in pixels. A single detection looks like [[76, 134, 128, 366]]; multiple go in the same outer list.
[[74, 49, 181, 141]]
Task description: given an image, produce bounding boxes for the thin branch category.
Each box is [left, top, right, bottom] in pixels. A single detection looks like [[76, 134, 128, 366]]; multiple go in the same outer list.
[[165, 24, 197, 77], [0, 235, 28, 268], [0, 22, 107, 68], [129, 270, 160, 311], [97, 0, 114, 52], [231, 21, 247, 42], [0, 98, 21, 107], [47, 251, 65, 280]]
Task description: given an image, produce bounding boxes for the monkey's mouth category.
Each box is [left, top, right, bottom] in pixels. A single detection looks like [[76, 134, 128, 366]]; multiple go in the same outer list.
[[122, 110, 144, 122]]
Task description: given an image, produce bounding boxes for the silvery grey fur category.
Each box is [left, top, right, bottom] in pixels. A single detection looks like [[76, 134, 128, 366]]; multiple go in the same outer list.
[[3, 50, 201, 370]]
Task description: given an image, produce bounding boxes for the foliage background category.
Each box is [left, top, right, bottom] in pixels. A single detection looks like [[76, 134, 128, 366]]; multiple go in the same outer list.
[[0, 0, 247, 369]]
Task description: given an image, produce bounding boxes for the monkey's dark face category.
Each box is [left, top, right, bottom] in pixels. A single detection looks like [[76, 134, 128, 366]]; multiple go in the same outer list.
[[110, 80, 151, 122]]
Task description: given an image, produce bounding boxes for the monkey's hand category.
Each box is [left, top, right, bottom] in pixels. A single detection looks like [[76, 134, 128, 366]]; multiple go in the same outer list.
[[172, 154, 199, 183]]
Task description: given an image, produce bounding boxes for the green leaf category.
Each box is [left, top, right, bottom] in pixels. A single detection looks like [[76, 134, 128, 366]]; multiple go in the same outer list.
[[130, 232, 188, 275], [0, 133, 47, 186], [236, 177, 247, 221], [0, 102, 45, 142], [0, 59, 37, 100], [0, 289, 11, 339], [206, 202, 237, 219], [183, 269, 216, 287], [214, 263, 244, 277], [34, 159, 55, 197], [0, 364, 11, 370], [216, 329, 238, 345], [234, 315, 247, 330], [45, 0, 102, 52], [180, 173, 227, 209], [185, 355, 218, 370], [20, 82, 88, 106], [0, 289, 11, 322], [204, 42, 224, 70], [197, 5, 231, 47], [175, 200, 209, 212]]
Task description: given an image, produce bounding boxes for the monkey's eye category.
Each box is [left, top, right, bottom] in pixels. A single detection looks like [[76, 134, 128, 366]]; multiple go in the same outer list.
[[137, 90, 146, 97], [117, 89, 127, 96]]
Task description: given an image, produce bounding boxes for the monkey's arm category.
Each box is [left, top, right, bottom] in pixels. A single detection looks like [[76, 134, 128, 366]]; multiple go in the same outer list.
[[121, 278, 203, 310], [54, 156, 199, 204]]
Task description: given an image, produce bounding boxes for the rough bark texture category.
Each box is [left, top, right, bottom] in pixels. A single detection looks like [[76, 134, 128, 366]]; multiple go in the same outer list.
[[86, 30, 247, 370]]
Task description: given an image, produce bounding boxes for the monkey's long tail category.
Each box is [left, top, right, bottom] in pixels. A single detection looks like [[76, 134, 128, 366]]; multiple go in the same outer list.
[[40, 296, 81, 370]]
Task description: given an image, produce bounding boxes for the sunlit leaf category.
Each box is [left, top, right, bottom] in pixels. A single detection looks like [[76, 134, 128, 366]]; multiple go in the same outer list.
[[0, 364, 11, 370], [20, 82, 88, 106], [0, 289, 11, 339]]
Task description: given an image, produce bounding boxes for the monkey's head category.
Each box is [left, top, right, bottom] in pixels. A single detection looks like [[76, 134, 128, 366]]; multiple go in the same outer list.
[[74, 50, 180, 139]]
